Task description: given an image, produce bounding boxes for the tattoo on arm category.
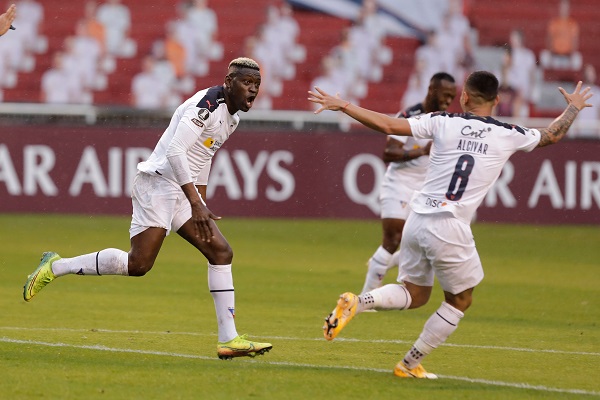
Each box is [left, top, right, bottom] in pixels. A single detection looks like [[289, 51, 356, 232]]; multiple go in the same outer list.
[[538, 104, 579, 147]]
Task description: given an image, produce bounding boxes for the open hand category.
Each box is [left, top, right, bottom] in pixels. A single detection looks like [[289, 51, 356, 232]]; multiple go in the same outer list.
[[308, 87, 347, 114], [0, 4, 16, 36], [559, 81, 593, 111], [191, 202, 221, 242]]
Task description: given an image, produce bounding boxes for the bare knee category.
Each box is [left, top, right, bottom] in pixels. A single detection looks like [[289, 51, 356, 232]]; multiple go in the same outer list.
[[208, 242, 233, 265], [408, 292, 431, 308], [127, 254, 155, 276], [444, 288, 474, 312], [382, 219, 405, 254], [404, 281, 432, 309]]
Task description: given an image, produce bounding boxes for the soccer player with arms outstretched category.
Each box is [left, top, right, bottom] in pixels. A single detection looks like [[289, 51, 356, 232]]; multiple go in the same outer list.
[[24, 57, 273, 360], [309, 71, 592, 378], [360, 72, 456, 296]]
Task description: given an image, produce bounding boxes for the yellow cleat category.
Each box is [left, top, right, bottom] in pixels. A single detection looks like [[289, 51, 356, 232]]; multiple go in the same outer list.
[[323, 292, 358, 341], [23, 252, 61, 302], [217, 334, 273, 360], [393, 362, 438, 379]]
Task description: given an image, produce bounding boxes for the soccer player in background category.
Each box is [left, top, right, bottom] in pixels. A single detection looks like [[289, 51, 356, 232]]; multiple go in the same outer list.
[[309, 71, 592, 378], [0, 4, 16, 36], [23, 57, 273, 360], [360, 72, 456, 295]]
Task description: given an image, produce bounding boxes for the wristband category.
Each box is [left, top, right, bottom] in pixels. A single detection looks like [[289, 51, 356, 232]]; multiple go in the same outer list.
[[341, 101, 351, 110]]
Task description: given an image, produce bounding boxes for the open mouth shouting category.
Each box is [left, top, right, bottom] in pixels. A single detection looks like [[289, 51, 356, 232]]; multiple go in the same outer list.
[[246, 95, 256, 109]]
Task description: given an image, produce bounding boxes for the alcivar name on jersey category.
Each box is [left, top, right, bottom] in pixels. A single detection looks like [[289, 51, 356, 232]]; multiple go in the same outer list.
[[456, 125, 490, 154]]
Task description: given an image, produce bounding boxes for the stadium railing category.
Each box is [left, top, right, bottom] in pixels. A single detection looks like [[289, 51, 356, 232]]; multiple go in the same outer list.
[[0, 102, 598, 138]]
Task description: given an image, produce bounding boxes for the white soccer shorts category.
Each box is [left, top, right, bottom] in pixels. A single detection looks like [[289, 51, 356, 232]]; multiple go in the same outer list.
[[379, 181, 415, 220], [397, 211, 484, 295], [129, 172, 193, 238]]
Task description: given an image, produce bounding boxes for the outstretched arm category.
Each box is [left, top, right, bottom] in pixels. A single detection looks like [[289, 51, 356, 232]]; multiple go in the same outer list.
[[0, 4, 16, 36], [308, 87, 412, 136], [538, 81, 593, 147]]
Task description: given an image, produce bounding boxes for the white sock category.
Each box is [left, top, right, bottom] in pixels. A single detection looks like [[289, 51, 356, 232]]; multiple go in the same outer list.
[[208, 263, 238, 342], [360, 246, 392, 294], [51, 248, 129, 277], [388, 250, 401, 270], [402, 302, 464, 369], [357, 284, 411, 313]]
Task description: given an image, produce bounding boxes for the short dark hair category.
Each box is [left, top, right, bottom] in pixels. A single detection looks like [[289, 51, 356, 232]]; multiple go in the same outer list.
[[430, 72, 455, 85], [464, 71, 499, 103]]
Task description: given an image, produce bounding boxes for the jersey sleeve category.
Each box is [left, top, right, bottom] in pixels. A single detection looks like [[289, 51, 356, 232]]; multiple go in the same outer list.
[[407, 113, 439, 140], [164, 103, 219, 185], [514, 126, 541, 152], [179, 103, 216, 135], [388, 134, 408, 144], [165, 122, 200, 185], [390, 111, 410, 143]]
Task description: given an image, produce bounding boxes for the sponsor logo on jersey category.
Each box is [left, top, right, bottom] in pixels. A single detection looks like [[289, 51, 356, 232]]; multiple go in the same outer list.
[[425, 197, 447, 208], [203, 137, 223, 152], [198, 108, 210, 121], [461, 125, 491, 139], [191, 118, 204, 128]]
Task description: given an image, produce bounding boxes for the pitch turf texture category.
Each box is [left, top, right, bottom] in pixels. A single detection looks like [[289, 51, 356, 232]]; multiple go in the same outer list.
[[1, 214, 598, 399]]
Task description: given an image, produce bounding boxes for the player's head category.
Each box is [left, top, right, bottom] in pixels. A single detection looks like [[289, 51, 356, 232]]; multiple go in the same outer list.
[[424, 72, 456, 112], [224, 57, 261, 113], [460, 70, 499, 113]]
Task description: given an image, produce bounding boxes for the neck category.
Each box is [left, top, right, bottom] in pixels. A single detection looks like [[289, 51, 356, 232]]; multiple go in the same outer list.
[[223, 85, 237, 115], [423, 100, 436, 113], [464, 105, 493, 117]]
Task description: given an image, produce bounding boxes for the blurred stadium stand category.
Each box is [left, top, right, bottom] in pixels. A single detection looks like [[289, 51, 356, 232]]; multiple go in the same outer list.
[[2, 0, 419, 114], [1, 0, 599, 120], [468, 0, 600, 117]]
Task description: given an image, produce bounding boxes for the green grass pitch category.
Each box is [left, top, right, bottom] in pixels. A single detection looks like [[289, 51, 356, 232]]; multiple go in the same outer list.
[[1, 214, 598, 399]]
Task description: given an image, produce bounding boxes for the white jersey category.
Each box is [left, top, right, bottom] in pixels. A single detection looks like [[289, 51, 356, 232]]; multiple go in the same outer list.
[[408, 112, 541, 224], [383, 103, 431, 193], [384, 135, 430, 190], [138, 85, 240, 186]]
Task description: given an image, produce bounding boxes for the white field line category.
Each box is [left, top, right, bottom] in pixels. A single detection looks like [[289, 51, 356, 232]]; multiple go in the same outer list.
[[1, 326, 598, 357], [1, 336, 598, 397]]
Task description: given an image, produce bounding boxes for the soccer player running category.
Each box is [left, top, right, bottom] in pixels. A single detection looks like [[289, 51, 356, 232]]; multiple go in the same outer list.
[[309, 71, 592, 378], [24, 57, 273, 360], [360, 72, 456, 296]]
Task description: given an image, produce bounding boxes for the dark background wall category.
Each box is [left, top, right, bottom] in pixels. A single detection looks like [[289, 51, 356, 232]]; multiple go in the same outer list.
[[1, 125, 599, 224]]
